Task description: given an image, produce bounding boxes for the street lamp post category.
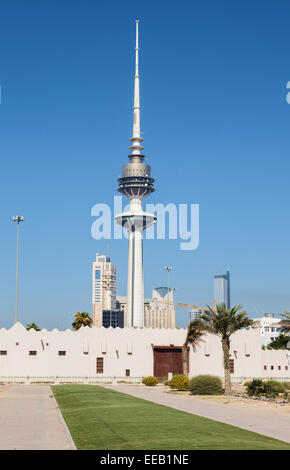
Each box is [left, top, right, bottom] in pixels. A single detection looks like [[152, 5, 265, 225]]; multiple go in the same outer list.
[[12, 216, 24, 323], [164, 266, 173, 328]]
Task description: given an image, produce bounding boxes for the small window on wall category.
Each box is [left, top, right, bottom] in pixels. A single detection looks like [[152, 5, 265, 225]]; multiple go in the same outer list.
[[96, 357, 104, 374], [229, 359, 234, 374], [271, 365, 274, 370], [264, 365, 267, 370], [286, 366, 288, 371], [126, 369, 130, 377], [29, 351, 37, 356], [278, 366, 281, 371], [58, 351, 66, 356], [0, 350, 7, 355]]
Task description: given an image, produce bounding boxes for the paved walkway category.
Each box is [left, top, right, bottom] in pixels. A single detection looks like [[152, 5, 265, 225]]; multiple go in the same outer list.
[[0, 385, 73, 450], [105, 384, 290, 444]]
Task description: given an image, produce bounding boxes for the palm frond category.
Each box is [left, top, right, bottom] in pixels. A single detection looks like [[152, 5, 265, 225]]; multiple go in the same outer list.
[[200, 303, 253, 339], [184, 318, 207, 350], [279, 311, 290, 333]]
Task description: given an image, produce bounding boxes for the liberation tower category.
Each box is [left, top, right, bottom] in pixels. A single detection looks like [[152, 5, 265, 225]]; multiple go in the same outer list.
[[115, 21, 156, 328]]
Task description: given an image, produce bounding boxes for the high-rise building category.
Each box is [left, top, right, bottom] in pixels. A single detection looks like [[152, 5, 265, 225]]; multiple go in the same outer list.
[[115, 21, 156, 328], [189, 308, 204, 323], [145, 288, 176, 329], [117, 287, 176, 329], [92, 254, 117, 327], [102, 310, 124, 329], [116, 296, 127, 326], [214, 270, 230, 309]]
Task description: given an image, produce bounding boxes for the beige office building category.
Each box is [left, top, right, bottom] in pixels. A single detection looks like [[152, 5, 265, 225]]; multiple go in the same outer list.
[[117, 287, 176, 329], [92, 254, 116, 327], [145, 287, 176, 329]]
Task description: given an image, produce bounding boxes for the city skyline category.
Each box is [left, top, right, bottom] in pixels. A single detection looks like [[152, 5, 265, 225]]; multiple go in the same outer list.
[[1, 1, 290, 329]]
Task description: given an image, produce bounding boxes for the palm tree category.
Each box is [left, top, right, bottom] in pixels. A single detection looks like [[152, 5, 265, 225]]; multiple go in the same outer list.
[[183, 319, 206, 376], [72, 312, 93, 330], [26, 323, 40, 331], [200, 303, 254, 394], [279, 311, 290, 334]]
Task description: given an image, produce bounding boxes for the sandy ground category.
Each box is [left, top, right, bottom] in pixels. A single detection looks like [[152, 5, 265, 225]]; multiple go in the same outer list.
[[164, 388, 290, 416]]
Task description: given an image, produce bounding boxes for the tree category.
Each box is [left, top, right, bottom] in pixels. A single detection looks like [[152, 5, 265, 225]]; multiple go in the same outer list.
[[266, 334, 289, 350], [183, 319, 206, 376], [200, 304, 254, 394], [72, 312, 93, 330], [279, 311, 290, 334], [26, 323, 40, 331]]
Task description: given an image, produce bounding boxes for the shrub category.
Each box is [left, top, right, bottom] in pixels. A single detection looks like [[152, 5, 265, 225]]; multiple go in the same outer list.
[[246, 378, 264, 397], [263, 380, 286, 398], [283, 382, 290, 390], [246, 379, 286, 398], [189, 375, 223, 395], [169, 375, 189, 391], [142, 376, 159, 386]]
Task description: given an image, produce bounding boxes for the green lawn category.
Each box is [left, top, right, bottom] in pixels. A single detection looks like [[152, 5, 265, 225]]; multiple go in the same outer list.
[[52, 384, 290, 450]]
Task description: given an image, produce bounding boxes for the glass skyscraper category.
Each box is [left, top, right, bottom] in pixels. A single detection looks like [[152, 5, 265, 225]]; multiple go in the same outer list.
[[214, 270, 230, 309]]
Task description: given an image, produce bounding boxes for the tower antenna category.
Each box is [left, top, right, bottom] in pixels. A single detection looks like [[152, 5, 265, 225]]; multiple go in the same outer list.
[[129, 20, 144, 156]]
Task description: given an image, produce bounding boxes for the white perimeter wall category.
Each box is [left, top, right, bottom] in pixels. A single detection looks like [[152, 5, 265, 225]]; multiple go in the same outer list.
[[0, 323, 289, 380]]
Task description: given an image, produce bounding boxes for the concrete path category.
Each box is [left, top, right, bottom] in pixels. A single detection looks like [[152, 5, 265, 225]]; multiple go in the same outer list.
[[105, 384, 290, 444], [0, 385, 73, 450]]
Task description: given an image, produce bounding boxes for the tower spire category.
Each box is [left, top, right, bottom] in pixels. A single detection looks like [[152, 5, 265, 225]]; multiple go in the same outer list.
[[129, 20, 144, 157]]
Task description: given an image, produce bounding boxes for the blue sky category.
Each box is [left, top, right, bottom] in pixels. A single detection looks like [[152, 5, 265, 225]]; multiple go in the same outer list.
[[0, 0, 290, 329]]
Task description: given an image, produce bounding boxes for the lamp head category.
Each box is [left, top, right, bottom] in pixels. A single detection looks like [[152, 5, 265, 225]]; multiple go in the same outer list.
[[12, 216, 24, 223]]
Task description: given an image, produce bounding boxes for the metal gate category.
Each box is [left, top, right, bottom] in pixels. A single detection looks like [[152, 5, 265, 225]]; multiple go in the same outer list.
[[153, 346, 184, 378]]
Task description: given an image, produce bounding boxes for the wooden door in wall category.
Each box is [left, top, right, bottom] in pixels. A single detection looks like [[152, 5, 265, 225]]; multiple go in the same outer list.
[[153, 346, 184, 378]]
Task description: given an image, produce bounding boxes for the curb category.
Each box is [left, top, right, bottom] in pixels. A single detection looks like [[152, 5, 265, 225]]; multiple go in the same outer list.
[[50, 386, 77, 450]]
